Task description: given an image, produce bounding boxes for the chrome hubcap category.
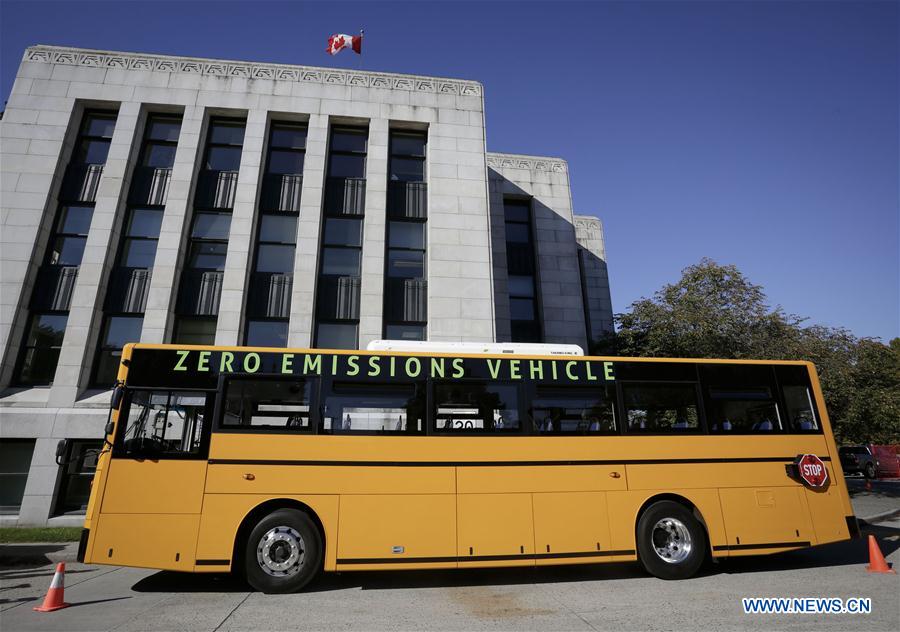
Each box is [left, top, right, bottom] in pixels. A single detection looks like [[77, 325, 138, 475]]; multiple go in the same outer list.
[[651, 517, 692, 564], [257, 526, 305, 577]]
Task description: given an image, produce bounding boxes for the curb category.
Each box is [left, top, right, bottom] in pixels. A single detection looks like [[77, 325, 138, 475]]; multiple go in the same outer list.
[[859, 508, 900, 526], [0, 542, 79, 566]]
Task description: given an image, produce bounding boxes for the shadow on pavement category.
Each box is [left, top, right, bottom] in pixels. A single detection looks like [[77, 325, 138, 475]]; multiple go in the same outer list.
[[0, 568, 95, 581], [132, 523, 900, 594], [0, 544, 69, 567]]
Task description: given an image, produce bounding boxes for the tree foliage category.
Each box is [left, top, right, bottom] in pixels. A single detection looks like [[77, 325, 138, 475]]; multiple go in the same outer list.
[[601, 258, 899, 444]]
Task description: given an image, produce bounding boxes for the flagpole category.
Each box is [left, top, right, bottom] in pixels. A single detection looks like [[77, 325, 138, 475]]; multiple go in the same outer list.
[[358, 29, 364, 70]]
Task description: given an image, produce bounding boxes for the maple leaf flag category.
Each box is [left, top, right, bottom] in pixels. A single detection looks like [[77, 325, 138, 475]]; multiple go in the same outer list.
[[327, 33, 362, 55]]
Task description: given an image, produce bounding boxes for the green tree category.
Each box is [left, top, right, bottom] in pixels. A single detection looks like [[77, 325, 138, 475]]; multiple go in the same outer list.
[[607, 258, 899, 444]]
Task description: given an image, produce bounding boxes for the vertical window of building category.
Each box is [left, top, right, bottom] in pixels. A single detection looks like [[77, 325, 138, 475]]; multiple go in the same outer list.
[[314, 126, 368, 349], [14, 111, 117, 385], [172, 118, 245, 345], [504, 199, 542, 342], [384, 130, 427, 341], [52, 439, 103, 515], [0, 440, 36, 514], [245, 122, 306, 347], [91, 115, 182, 386]]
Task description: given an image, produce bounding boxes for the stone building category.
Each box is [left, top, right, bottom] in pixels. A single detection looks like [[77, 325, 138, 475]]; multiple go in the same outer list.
[[0, 45, 613, 525]]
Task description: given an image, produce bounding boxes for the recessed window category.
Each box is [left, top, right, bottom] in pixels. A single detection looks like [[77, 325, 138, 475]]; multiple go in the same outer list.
[[191, 213, 232, 240], [17, 314, 68, 385], [188, 242, 228, 269], [47, 236, 87, 266], [58, 205, 93, 234], [127, 208, 164, 238], [330, 130, 367, 153], [315, 322, 358, 350], [205, 145, 242, 171], [268, 150, 305, 175], [259, 215, 298, 244], [53, 440, 103, 515], [147, 119, 181, 142], [246, 320, 289, 347], [328, 153, 366, 178], [270, 126, 307, 149], [0, 440, 36, 514], [143, 144, 177, 168], [388, 157, 424, 182], [385, 324, 425, 341], [94, 316, 143, 386], [173, 318, 216, 345], [322, 248, 361, 276], [255, 244, 295, 274], [504, 199, 540, 342], [388, 222, 425, 249], [387, 250, 424, 278], [209, 123, 245, 146], [324, 218, 362, 247], [510, 298, 536, 321]]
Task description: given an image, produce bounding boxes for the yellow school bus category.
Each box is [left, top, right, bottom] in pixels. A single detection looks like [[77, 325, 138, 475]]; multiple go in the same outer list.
[[76, 343, 857, 593]]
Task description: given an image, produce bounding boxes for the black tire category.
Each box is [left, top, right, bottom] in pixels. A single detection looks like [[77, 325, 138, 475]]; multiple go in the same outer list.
[[637, 501, 707, 580], [864, 462, 876, 480], [244, 508, 322, 593]]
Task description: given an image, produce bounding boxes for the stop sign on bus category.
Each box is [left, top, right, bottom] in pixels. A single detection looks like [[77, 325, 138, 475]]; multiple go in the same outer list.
[[797, 454, 829, 488]]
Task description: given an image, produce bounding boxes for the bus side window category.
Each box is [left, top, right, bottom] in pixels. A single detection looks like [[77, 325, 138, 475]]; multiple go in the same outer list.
[[530, 385, 617, 434], [621, 383, 699, 432], [222, 378, 312, 431], [433, 382, 521, 433], [321, 382, 425, 434], [118, 390, 209, 456], [775, 365, 820, 432], [701, 365, 783, 433]]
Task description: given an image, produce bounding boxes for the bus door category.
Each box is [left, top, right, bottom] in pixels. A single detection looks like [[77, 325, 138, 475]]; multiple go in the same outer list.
[[90, 389, 213, 571]]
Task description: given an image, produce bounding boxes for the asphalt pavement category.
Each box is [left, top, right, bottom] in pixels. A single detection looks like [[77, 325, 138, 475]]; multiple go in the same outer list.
[[2, 482, 899, 632]]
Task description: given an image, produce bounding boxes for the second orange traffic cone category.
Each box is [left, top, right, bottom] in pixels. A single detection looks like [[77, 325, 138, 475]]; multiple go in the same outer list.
[[866, 535, 896, 574], [33, 562, 70, 612]]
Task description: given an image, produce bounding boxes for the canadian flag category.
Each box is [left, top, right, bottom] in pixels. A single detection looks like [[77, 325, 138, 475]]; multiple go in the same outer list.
[[327, 33, 362, 56]]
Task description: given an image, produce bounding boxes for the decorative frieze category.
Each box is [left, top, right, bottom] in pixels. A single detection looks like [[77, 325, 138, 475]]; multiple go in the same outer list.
[[23, 45, 483, 96], [486, 152, 567, 173]]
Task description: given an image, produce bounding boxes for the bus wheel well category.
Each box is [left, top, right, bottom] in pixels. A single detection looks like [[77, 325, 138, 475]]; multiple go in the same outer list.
[[634, 494, 711, 555], [232, 499, 326, 571]]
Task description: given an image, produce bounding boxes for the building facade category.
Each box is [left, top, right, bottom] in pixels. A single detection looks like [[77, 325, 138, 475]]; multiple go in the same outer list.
[[0, 45, 612, 525]]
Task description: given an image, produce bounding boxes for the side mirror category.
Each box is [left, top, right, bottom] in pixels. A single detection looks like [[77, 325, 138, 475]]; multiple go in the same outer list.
[[55, 439, 67, 465], [105, 421, 115, 437], [111, 384, 126, 410]]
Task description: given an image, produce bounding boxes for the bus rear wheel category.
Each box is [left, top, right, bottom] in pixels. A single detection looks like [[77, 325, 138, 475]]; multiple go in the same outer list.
[[637, 501, 707, 580], [244, 508, 322, 593]]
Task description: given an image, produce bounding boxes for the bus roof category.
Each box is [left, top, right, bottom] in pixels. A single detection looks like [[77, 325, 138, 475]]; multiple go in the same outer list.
[[365, 340, 585, 356]]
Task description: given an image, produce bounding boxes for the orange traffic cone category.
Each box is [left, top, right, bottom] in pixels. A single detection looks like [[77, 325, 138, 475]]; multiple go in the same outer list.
[[33, 562, 70, 612], [866, 535, 896, 574]]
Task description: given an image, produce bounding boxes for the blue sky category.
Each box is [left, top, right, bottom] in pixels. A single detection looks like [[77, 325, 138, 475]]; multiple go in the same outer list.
[[2, 0, 897, 341]]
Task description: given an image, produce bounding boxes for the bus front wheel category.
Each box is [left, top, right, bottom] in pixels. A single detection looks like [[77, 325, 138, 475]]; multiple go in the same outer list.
[[244, 508, 322, 593], [637, 501, 707, 580]]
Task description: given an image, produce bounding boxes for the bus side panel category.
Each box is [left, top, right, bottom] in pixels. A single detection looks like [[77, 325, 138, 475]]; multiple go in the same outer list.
[[457, 493, 535, 567], [804, 469, 853, 545], [717, 487, 814, 553], [605, 489, 725, 560], [194, 494, 339, 572], [533, 491, 613, 564], [456, 465, 627, 494], [336, 494, 456, 568], [90, 513, 200, 571]]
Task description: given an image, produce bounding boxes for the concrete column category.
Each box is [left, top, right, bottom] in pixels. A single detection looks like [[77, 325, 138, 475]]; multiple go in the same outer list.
[[215, 109, 267, 346], [0, 91, 77, 388], [287, 114, 328, 348], [358, 119, 389, 349], [141, 106, 204, 344], [49, 101, 141, 406]]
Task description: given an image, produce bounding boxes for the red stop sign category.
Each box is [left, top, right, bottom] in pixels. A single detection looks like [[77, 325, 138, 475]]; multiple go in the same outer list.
[[797, 454, 829, 488]]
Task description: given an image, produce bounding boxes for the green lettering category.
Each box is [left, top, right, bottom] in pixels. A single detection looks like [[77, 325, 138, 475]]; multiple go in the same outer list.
[[565, 360, 579, 381], [452, 358, 465, 378], [368, 356, 381, 377], [487, 359, 502, 380], [220, 351, 234, 373], [529, 360, 543, 380], [551, 361, 558, 380], [406, 357, 422, 378], [586, 362, 598, 381], [604, 361, 615, 381], [347, 355, 360, 376], [331, 354, 338, 375], [197, 351, 211, 372], [509, 359, 521, 380], [389, 357, 396, 377], [282, 353, 294, 374], [244, 353, 261, 373], [304, 354, 322, 375], [174, 350, 190, 372], [430, 357, 445, 378]]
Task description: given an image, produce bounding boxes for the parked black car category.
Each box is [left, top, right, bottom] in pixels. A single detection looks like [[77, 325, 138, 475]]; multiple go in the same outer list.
[[839, 446, 879, 479]]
